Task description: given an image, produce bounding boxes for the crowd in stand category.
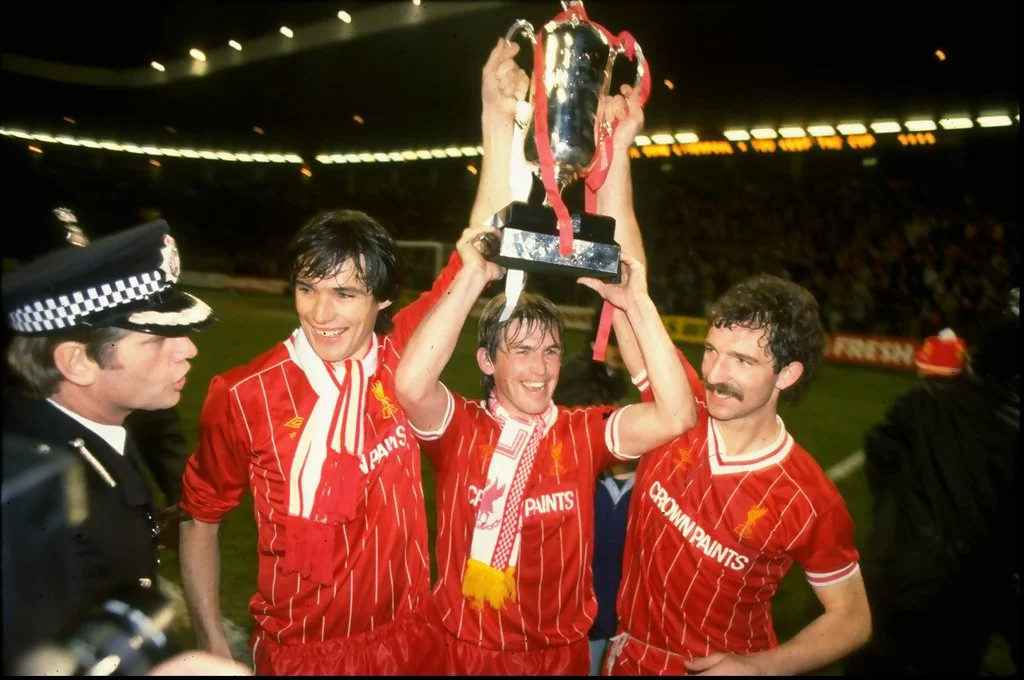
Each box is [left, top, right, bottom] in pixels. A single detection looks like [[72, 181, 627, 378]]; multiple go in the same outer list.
[[3, 138, 1017, 344]]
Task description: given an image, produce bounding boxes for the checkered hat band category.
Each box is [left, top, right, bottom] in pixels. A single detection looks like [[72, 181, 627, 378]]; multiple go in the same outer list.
[[9, 270, 167, 333]]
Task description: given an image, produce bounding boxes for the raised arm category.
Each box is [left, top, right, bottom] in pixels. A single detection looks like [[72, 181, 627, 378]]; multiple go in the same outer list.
[[594, 85, 654, 381], [395, 226, 505, 432], [579, 256, 696, 457], [597, 84, 647, 268], [468, 38, 530, 230]]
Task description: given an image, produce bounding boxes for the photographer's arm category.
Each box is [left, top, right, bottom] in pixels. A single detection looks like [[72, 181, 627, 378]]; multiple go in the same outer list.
[[179, 519, 232, 658]]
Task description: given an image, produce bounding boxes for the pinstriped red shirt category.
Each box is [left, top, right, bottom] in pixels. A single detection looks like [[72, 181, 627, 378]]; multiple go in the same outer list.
[[613, 355, 860, 675], [180, 255, 460, 647], [416, 387, 631, 652]]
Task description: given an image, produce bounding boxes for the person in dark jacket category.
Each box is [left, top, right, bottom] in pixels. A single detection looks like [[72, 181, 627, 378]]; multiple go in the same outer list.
[[844, 300, 1020, 676], [553, 325, 636, 675], [2, 219, 215, 619], [125, 407, 189, 507]]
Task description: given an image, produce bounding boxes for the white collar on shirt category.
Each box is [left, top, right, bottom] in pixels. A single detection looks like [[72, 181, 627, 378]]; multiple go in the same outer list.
[[47, 398, 127, 455]]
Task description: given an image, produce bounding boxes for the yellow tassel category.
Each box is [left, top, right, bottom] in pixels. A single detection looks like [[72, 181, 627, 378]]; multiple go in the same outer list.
[[462, 559, 517, 610]]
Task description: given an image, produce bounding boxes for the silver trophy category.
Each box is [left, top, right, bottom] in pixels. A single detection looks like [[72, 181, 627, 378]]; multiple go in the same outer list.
[[481, 0, 647, 282]]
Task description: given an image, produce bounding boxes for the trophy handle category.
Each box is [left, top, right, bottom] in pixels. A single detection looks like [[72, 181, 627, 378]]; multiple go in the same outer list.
[[504, 19, 537, 46], [627, 41, 647, 92], [615, 37, 648, 94]]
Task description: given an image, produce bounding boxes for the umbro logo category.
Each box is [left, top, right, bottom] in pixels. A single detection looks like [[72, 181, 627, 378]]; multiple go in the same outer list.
[[284, 416, 304, 428]]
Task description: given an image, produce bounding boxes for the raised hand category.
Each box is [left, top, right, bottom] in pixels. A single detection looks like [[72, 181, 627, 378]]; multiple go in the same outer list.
[[597, 83, 646, 153], [481, 37, 530, 121], [577, 253, 649, 310], [456, 224, 507, 282]]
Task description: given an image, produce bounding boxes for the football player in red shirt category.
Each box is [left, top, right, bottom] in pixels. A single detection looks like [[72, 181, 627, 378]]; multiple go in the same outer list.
[[177, 37, 532, 676], [394, 166, 695, 674], [600, 88, 872, 677]]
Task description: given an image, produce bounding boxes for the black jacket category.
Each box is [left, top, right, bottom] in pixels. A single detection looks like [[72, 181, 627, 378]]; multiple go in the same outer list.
[[3, 391, 159, 616], [861, 373, 1019, 613]]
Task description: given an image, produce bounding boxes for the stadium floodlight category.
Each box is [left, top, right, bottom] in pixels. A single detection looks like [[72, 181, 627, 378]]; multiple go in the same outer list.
[[904, 119, 937, 132], [229, 40, 242, 51], [870, 121, 901, 134], [634, 135, 651, 146], [189, 48, 206, 62], [151, 61, 165, 72], [280, 26, 294, 38], [837, 123, 867, 135], [723, 130, 750, 141], [777, 127, 806, 138], [807, 125, 836, 137], [337, 11, 352, 23], [674, 132, 699, 143], [650, 133, 675, 145], [938, 117, 973, 130], [976, 115, 1012, 128], [750, 128, 777, 139]]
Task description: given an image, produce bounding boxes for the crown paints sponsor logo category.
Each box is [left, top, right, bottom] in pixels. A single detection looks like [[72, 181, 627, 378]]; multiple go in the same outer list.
[[523, 490, 575, 518], [648, 480, 750, 571], [357, 424, 408, 474], [468, 485, 576, 520]]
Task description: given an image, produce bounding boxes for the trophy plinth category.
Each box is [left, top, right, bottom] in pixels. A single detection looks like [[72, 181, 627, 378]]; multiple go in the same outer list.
[[491, 202, 619, 280]]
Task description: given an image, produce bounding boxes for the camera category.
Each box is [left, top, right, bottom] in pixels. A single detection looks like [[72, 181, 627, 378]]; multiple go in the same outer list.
[[2, 432, 177, 675]]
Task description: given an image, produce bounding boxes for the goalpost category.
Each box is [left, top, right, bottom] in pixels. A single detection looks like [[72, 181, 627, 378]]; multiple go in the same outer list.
[[396, 239, 447, 294]]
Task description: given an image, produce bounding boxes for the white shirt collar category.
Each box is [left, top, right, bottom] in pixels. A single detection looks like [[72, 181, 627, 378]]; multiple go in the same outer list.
[[47, 398, 127, 455]]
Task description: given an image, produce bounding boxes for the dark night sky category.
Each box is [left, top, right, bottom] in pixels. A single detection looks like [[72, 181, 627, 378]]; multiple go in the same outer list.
[[1, 1, 1019, 152]]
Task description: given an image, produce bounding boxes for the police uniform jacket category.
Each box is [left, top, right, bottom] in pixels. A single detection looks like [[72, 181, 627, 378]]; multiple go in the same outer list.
[[3, 390, 158, 614]]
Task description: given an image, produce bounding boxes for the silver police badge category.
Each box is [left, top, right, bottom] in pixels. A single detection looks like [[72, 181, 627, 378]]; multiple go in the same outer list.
[[159, 234, 181, 283]]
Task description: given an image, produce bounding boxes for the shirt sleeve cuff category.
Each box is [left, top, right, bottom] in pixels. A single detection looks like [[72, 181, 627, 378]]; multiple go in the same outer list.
[[604, 404, 642, 460], [408, 383, 454, 441], [631, 370, 650, 393], [806, 562, 860, 587]]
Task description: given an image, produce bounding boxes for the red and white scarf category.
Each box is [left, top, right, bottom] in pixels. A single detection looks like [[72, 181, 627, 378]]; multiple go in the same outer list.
[[281, 328, 376, 584], [462, 394, 557, 610]]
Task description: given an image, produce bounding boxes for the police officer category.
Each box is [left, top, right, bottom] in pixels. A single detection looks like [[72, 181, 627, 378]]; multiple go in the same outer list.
[[2, 219, 215, 616]]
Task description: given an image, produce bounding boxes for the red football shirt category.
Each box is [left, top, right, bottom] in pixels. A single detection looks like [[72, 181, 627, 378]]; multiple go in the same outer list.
[[180, 254, 460, 648], [417, 387, 633, 653], [611, 354, 860, 675]]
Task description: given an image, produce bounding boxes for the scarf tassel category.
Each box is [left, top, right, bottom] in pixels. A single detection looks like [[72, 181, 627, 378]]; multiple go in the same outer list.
[[462, 558, 517, 611]]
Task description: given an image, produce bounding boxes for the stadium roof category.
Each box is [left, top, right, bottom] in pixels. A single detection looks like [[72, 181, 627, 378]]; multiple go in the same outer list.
[[1, 1, 1019, 153]]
